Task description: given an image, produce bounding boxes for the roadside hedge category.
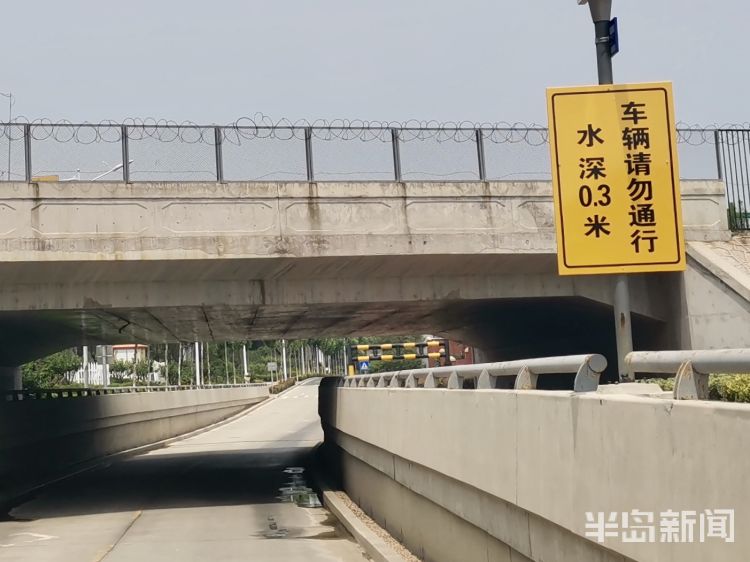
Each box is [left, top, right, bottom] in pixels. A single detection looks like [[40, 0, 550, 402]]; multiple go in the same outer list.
[[643, 375, 750, 403]]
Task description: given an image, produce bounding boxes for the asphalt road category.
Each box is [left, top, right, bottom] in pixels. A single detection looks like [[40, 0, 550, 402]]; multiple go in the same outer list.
[[0, 379, 368, 561]]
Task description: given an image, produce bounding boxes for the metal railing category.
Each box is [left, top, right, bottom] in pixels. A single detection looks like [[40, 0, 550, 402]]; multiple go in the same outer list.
[[0, 122, 734, 182], [716, 130, 750, 231], [2, 382, 270, 402], [0, 122, 552, 184], [1, 121, 746, 228], [341, 354, 607, 393], [626, 349, 750, 400]]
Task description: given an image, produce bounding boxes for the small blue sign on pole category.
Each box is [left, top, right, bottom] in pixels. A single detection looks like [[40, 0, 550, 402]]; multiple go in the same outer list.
[[358, 361, 370, 373], [609, 17, 619, 57]]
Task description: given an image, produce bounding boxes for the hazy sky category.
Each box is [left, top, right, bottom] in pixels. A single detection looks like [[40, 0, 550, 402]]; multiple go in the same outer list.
[[2, 1, 746, 126]]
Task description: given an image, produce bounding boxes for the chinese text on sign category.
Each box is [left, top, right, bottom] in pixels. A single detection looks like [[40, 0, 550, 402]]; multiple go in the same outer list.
[[547, 82, 685, 275]]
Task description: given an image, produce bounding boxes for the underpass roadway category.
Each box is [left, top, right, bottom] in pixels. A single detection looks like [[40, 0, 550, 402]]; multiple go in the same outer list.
[[0, 379, 368, 562]]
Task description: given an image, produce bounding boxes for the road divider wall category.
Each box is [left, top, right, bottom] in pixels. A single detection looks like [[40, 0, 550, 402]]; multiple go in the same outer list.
[[0, 386, 268, 503], [319, 377, 750, 562]]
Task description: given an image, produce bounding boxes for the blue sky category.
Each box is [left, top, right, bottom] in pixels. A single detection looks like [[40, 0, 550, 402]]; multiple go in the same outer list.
[[2, 1, 746, 126]]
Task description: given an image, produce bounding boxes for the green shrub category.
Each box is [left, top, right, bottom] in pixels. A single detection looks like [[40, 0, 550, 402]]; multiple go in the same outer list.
[[368, 359, 423, 374], [110, 359, 132, 377], [641, 375, 750, 402], [710, 375, 750, 402], [642, 378, 675, 392], [22, 349, 82, 389], [270, 379, 296, 394], [134, 359, 150, 383]]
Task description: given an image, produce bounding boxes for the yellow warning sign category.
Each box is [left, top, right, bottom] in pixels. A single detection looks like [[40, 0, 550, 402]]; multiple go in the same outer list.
[[547, 82, 685, 275]]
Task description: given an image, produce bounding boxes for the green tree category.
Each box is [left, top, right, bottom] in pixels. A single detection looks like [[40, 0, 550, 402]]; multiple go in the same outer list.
[[176, 361, 196, 385], [110, 359, 131, 375], [134, 359, 150, 384], [21, 349, 82, 389]]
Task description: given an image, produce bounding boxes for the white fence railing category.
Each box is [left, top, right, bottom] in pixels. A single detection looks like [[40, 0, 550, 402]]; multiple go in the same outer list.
[[65, 363, 110, 386], [64, 363, 169, 386]]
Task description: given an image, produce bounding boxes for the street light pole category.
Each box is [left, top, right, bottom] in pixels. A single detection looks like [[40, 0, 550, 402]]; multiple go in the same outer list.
[[582, 0, 613, 85], [580, 0, 633, 382]]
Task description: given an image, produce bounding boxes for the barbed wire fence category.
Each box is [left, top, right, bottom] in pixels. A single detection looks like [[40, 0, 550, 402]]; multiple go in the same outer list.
[[0, 115, 747, 186]]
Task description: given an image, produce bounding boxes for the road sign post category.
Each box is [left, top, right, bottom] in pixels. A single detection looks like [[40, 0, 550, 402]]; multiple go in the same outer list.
[[267, 361, 278, 382]]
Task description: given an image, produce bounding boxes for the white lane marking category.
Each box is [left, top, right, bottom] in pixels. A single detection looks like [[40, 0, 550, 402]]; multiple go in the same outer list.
[[0, 532, 58, 547]]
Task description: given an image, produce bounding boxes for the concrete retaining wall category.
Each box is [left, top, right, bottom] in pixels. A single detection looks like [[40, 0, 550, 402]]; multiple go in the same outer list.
[[0, 386, 268, 502], [319, 378, 750, 562]]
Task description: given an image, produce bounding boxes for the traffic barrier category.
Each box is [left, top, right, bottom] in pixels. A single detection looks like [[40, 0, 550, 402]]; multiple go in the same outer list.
[[341, 354, 606, 392], [351, 340, 447, 364], [625, 349, 750, 400], [1, 383, 270, 402]]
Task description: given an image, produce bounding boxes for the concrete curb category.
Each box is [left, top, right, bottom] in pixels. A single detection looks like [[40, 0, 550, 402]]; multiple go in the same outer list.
[[319, 484, 412, 562]]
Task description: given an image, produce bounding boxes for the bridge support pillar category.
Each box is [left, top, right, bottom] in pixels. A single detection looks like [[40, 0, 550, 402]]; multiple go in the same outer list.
[[0, 366, 22, 391]]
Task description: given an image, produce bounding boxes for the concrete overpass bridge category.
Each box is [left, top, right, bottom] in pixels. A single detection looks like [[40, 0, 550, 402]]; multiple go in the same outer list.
[[1, 121, 748, 384], [0, 177, 747, 389]]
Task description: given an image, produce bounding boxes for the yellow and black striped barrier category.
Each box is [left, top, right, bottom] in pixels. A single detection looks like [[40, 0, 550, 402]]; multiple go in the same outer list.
[[350, 340, 448, 364]]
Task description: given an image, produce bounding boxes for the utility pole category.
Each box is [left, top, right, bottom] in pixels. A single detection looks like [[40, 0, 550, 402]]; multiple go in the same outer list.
[[580, 0, 633, 382], [281, 339, 288, 381], [224, 342, 229, 384], [82, 345, 89, 386], [232, 346, 237, 384], [194, 341, 201, 386], [205, 342, 211, 385]]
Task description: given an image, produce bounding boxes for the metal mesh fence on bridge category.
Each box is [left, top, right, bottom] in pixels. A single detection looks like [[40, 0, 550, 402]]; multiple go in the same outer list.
[[0, 120, 747, 229]]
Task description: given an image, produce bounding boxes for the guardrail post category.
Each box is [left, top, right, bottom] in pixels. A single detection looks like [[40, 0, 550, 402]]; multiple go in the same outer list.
[[475, 129, 487, 181], [674, 361, 709, 400], [121, 125, 130, 183], [391, 128, 402, 181], [23, 124, 31, 182], [304, 127, 314, 182], [214, 127, 224, 183], [477, 369, 495, 389], [424, 372, 436, 388], [573, 358, 603, 392], [405, 372, 417, 388], [513, 366, 538, 390], [447, 371, 462, 389]]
